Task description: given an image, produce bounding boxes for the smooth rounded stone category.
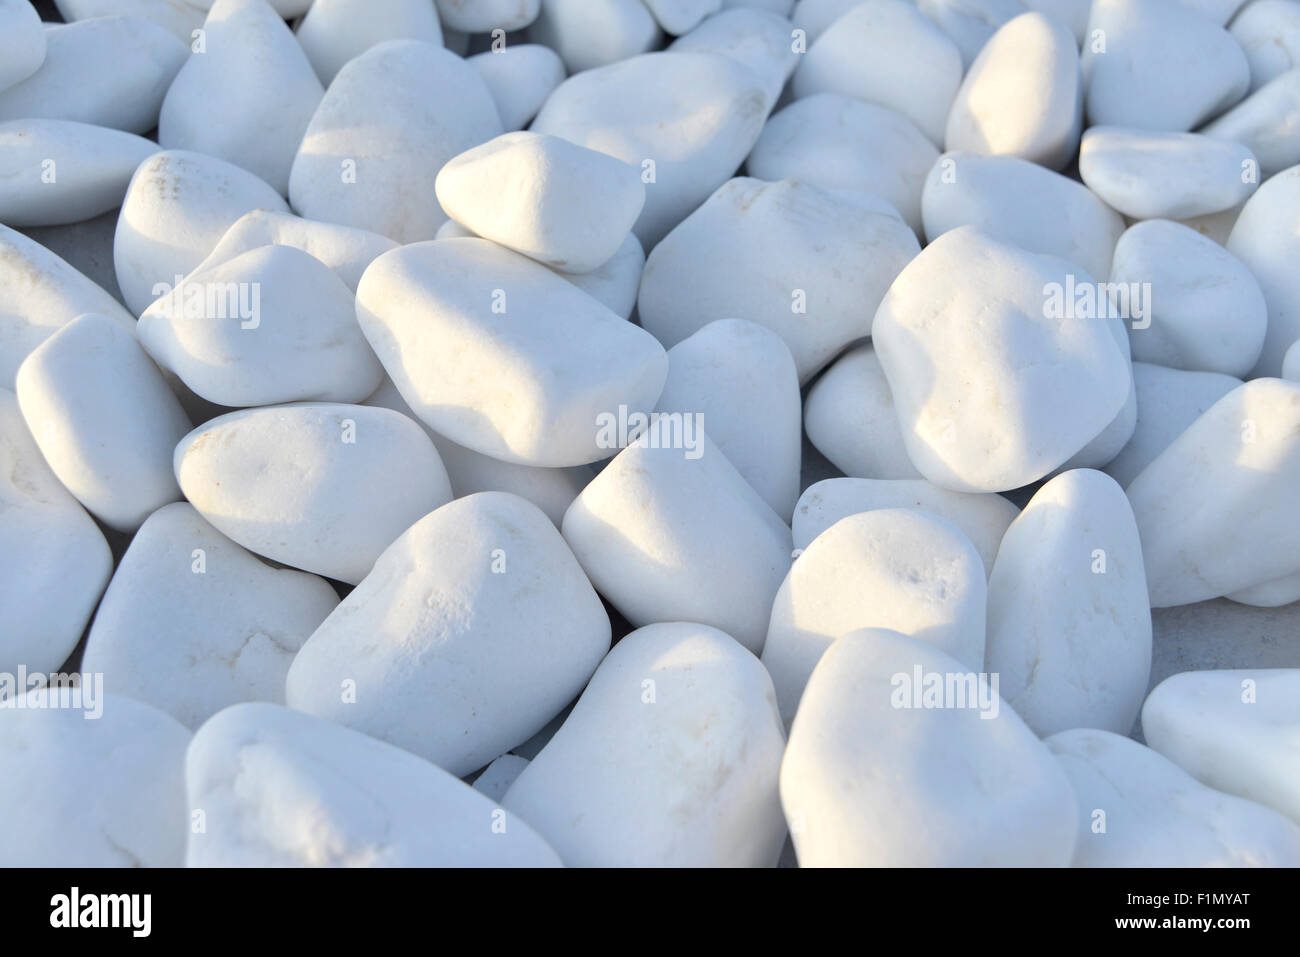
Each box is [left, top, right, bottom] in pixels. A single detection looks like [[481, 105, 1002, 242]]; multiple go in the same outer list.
[[1111, 219, 1267, 377], [287, 492, 610, 776], [434, 0, 541, 30], [1024, 0, 1091, 40], [802, 343, 923, 481], [1105, 362, 1242, 488], [1056, 314, 1136, 471], [503, 622, 787, 867], [656, 319, 801, 521], [1231, 0, 1300, 92], [296, 0, 443, 85], [188, 209, 398, 293], [175, 403, 452, 584], [363, 377, 592, 527], [471, 754, 530, 804], [668, 7, 800, 108], [114, 149, 289, 317], [985, 469, 1151, 737], [763, 508, 987, 725], [1128, 378, 1300, 606], [1080, 128, 1257, 221], [82, 503, 337, 729], [1226, 165, 1300, 377], [468, 44, 565, 131], [1285, 338, 1300, 380], [15, 315, 190, 532], [1202, 68, 1300, 177], [185, 702, 562, 867], [359, 240, 665, 467], [793, 477, 1019, 576], [159, 0, 323, 197], [532, 52, 767, 249], [791, 0, 963, 146], [289, 40, 503, 245], [526, 0, 662, 73], [916, 0, 1028, 68], [0, 388, 111, 676], [1081, 0, 1250, 131], [1048, 728, 1300, 866], [922, 152, 1125, 282], [0, 1, 44, 93], [0, 16, 187, 134], [1143, 669, 1300, 823], [138, 245, 384, 407], [872, 227, 1131, 493], [436, 132, 644, 274], [562, 433, 792, 653], [435, 219, 646, 319], [944, 13, 1081, 170], [0, 223, 135, 386], [780, 629, 1078, 867], [639, 178, 919, 383], [0, 119, 156, 228], [53, 0, 207, 44], [747, 93, 937, 234], [0, 692, 190, 867]]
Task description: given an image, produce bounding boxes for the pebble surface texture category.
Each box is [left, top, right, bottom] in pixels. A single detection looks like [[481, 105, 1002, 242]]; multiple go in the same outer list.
[[0, 0, 1298, 872]]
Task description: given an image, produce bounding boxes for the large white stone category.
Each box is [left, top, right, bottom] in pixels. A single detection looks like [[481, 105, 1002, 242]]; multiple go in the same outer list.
[[16, 314, 191, 532], [944, 12, 1082, 170], [286, 492, 610, 776], [467, 44, 564, 131], [1081, 0, 1249, 131], [0, 119, 156, 227], [985, 469, 1151, 737], [1104, 362, 1242, 488], [763, 508, 987, 725], [793, 477, 1019, 575], [639, 177, 919, 382], [1230, 0, 1300, 92], [1202, 68, 1300, 178], [922, 152, 1125, 281], [531, 51, 768, 248], [656, 319, 801, 520], [0, 222, 135, 385], [114, 149, 289, 317], [356, 237, 667, 467], [747, 93, 937, 234], [668, 7, 800, 107], [791, 0, 963, 146], [288, 40, 503, 244], [187, 209, 398, 293], [0, 16, 187, 133], [562, 432, 792, 653], [82, 502, 337, 729], [0, 388, 111, 676], [1143, 669, 1300, 824], [503, 622, 787, 867], [1079, 127, 1258, 219], [871, 226, 1131, 493], [174, 403, 453, 585], [526, 0, 662, 74], [780, 629, 1078, 866], [0, 692, 190, 867], [138, 245, 383, 407], [1127, 377, 1300, 606], [1111, 219, 1267, 377], [802, 343, 923, 481], [296, 0, 443, 85], [0, 0, 45, 93], [436, 132, 645, 274], [1049, 728, 1300, 866], [185, 702, 562, 866], [1226, 165, 1300, 377]]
